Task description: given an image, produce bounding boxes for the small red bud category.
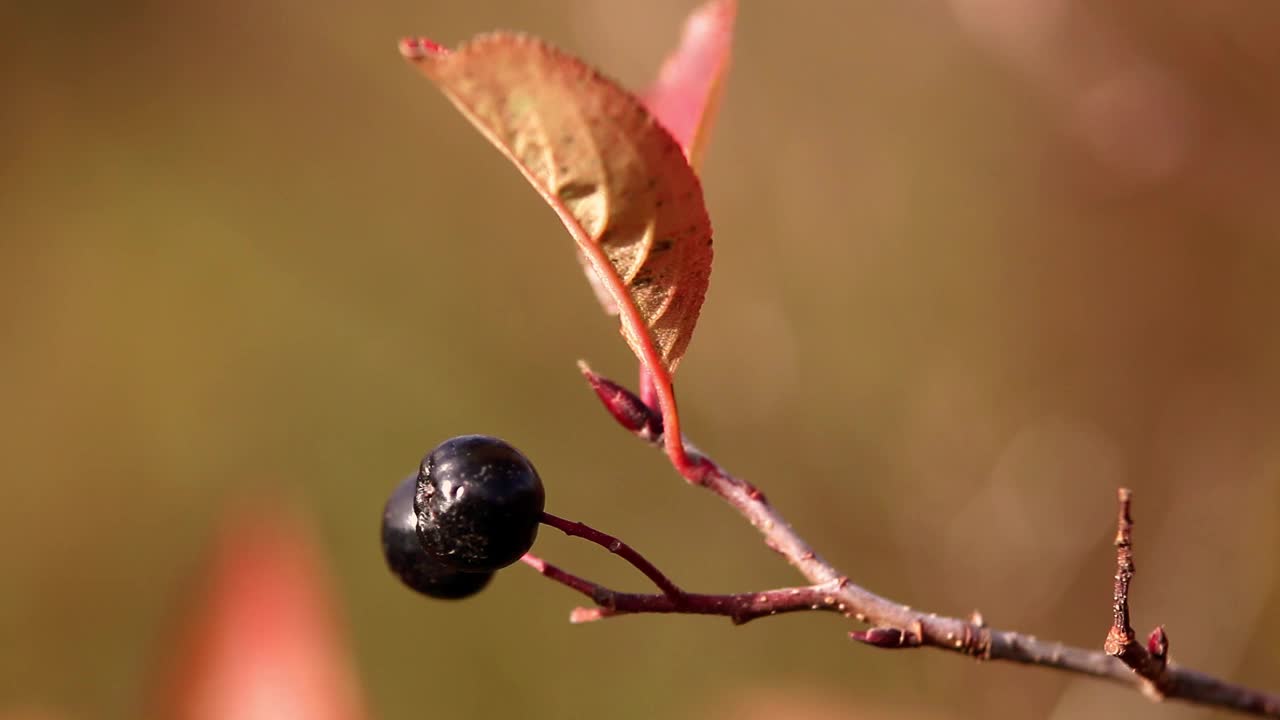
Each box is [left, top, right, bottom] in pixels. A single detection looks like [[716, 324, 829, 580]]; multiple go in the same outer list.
[[849, 627, 919, 649], [1147, 625, 1168, 661], [579, 362, 663, 441]]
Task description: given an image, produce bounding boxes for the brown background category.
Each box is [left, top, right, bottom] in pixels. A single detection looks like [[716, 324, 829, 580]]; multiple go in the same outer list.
[[3, 1, 1278, 718]]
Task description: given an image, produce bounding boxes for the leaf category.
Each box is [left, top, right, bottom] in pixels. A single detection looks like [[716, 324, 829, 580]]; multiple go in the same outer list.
[[400, 33, 713, 375], [643, 0, 737, 169]]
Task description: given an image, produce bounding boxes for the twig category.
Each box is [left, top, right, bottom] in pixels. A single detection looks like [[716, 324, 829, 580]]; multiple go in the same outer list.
[[1105, 487, 1139, 659], [564, 368, 1280, 717], [520, 553, 846, 625], [1104, 488, 1179, 699], [1105, 484, 1203, 702], [539, 511, 683, 600]]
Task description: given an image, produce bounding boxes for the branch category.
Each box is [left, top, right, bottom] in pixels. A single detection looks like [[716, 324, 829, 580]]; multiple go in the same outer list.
[[569, 368, 1280, 717]]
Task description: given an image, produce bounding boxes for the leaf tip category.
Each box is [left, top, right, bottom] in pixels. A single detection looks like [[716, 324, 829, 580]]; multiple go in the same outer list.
[[695, 0, 738, 29]]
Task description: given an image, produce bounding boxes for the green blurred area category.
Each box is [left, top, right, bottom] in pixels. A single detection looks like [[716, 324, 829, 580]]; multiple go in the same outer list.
[[2, 1, 1278, 718]]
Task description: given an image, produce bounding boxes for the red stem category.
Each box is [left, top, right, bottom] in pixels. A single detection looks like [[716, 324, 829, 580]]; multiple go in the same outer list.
[[539, 512, 684, 600]]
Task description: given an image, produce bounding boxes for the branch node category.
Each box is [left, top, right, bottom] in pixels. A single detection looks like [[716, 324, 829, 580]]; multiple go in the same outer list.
[[591, 587, 617, 609], [681, 451, 712, 485], [960, 620, 994, 660]]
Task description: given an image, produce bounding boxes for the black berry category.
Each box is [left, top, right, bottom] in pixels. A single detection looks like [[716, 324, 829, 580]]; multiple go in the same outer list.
[[415, 435, 545, 572], [381, 474, 493, 599]]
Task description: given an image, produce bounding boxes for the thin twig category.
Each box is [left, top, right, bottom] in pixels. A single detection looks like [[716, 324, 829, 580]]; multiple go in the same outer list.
[[520, 553, 846, 625], [1104, 488, 1175, 698], [539, 511, 684, 600], [565, 369, 1280, 717], [1106, 487, 1139, 658]]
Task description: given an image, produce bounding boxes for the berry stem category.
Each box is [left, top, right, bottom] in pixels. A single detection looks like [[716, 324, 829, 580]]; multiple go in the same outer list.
[[520, 553, 846, 625], [539, 511, 684, 600]]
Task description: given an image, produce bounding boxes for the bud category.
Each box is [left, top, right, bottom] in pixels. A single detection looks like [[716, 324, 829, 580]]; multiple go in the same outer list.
[[578, 361, 663, 441], [1146, 625, 1168, 662]]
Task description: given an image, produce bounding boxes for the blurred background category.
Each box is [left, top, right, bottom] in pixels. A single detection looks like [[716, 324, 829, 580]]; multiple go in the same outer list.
[[3, 0, 1278, 718]]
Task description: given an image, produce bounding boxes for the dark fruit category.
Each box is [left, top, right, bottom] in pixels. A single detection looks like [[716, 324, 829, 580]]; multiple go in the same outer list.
[[415, 435, 545, 573], [381, 474, 493, 599]]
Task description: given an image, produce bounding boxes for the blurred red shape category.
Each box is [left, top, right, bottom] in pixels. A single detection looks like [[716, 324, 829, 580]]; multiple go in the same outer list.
[[643, 0, 737, 168], [154, 504, 367, 720]]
